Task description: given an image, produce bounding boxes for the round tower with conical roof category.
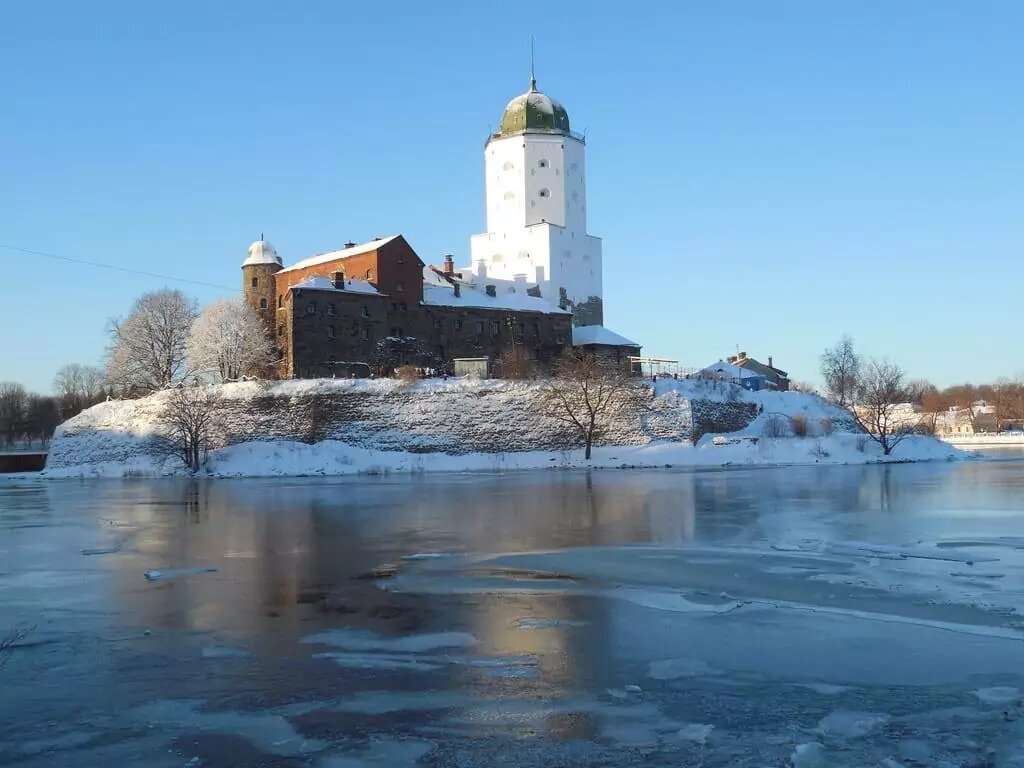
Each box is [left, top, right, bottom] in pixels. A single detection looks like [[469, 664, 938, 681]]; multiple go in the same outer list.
[[469, 75, 604, 326], [242, 238, 282, 337]]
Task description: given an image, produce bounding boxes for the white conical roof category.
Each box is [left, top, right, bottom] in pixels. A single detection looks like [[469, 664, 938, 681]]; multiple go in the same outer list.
[[243, 239, 281, 267]]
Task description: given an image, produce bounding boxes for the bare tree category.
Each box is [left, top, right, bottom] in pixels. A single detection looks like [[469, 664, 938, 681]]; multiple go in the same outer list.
[[155, 385, 220, 472], [25, 395, 60, 446], [497, 347, 537, 380], [53, 363, 107, 418], [107, 289, 198, 396], [0, 382, 27, 447], [820, 335, 861, 407], [541, 350, 636, 460], [187, 298, 274, 382], [852, 358, 911, 455]]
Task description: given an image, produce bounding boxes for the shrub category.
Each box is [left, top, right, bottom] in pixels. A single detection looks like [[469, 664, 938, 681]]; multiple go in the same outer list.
[[819, 418, 835, 436], [762, 414, 791, 438], [395, 365, 420, 383], [855, 435, 869, 453], [791, 414, 809, 437]]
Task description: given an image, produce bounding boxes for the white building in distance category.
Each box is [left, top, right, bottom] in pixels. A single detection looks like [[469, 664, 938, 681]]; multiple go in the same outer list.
[[467, 76, 604, 327]]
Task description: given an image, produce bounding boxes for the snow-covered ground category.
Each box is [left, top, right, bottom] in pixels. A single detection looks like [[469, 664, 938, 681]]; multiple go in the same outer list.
[[42, 377, 966, 478]]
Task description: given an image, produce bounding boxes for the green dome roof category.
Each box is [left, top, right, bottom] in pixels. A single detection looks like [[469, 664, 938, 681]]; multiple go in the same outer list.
[[496, 79, 571, 138]]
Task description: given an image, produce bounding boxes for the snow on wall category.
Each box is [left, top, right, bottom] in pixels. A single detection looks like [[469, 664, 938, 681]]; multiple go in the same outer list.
[[44, 378, 904, 478]]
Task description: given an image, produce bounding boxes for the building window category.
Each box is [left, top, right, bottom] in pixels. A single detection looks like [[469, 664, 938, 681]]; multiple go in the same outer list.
[[305, 303, 316, 315], [433, 318, 443, 329], [556, 333, 565, 344], [517, 322, 524, 335], [251, 276, 259, 288], [278, 324, 285, 337], [491, 321, 500, 335], [397, 254, 404, 264], [327, 303, 336, 317], [366, 269, 374, 280], [455, 319, 463, 331], [532, 322, 540, 336], [538, 159, 548, 168], [361, 328, 369, 340], [538, 188, 550, 199], [259, 298, 267, 309], [396, 281, 405, 292], [474, 320, 484, 334], [327, 325, 335, 338], [361, 306, 370, 318]]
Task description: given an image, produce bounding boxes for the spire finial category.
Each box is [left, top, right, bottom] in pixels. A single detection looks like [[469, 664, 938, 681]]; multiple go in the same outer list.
[[529, 36, 537, 91]]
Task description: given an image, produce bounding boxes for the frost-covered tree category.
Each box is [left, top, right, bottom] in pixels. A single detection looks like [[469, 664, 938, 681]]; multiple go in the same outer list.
[[852, 358, 911, 456], [820, 335, 861, 407], [53, 363, 107, 417], [155, 385, 220, 472], [187, 298, 273, 382], [541, 350, 637, 460], [107, 289, 198, 395]]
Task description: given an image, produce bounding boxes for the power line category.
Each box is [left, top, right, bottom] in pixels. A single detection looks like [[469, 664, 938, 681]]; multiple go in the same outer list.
[[0, 243, 236, 291]]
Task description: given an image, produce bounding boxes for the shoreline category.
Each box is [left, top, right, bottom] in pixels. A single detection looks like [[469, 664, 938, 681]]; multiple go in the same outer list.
[[35, 433, 972, 480]]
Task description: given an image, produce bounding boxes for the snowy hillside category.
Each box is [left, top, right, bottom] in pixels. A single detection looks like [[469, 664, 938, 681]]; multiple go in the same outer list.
[[43, 378, 964, 478]]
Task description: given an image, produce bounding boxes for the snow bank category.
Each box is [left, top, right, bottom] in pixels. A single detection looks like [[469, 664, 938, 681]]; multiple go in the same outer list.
[[43, 378, 966, 478]]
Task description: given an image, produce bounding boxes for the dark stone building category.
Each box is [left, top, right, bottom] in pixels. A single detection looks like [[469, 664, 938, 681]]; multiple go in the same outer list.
[[242, 235, 579, 378]]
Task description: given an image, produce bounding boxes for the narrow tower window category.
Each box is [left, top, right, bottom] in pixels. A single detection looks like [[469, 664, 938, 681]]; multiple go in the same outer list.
[[259, 298, 267, 309], [251, 277, 259, 288]]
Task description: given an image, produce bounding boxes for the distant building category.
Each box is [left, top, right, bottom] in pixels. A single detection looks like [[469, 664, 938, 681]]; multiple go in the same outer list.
[[935, 404, 999, 435], [696, 361, 767, 391], [725, 352, 790, 391], [571, 326, 641, 373]]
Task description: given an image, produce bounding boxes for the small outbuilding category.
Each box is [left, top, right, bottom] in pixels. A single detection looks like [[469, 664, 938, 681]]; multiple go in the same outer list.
[[571, 326, 641, 373]]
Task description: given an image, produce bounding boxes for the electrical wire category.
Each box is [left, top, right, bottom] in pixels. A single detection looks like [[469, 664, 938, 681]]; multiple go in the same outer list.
[[0, 243, 236, 291]]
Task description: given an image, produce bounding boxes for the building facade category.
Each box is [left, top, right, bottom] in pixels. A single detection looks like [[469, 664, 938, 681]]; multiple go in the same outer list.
[[239, 75, 638, 378], [468, 77, 604, 327]]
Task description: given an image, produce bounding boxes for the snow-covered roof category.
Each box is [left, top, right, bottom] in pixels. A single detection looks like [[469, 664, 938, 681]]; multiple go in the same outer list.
[[277, 236, 400, 275], [700, 362, 761, 379], [422, 281, 568, 314], [289, 276, 380, 295], [243, 239, 281, 267], [571, 325, 640, 348]]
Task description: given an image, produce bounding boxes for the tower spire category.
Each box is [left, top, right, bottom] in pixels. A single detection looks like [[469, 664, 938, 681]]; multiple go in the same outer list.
[[529, 36, 537, 91]]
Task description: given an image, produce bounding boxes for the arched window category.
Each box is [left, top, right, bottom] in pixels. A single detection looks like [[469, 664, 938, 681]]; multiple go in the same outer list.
[[366, 269, 374, 280]]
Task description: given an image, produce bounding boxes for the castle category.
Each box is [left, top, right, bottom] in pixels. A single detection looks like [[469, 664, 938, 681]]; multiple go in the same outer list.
[[242, 76, 640, 378]]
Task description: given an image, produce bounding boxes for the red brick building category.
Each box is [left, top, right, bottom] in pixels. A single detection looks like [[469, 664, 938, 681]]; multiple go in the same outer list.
[[242, 236, 581, 378]]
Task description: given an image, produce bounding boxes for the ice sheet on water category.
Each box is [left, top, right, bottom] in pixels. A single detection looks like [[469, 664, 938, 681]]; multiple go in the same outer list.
[[816, 710, 891, 739], [647, 656, 720, 680], [974, 686, 1021, 705], [143, 566, 216, 581], [313, 651, 445, 672], [676, 723, 714, 744], [201, 645, 250, 659], [81, 545, 120, 556], [791, 742, 828, 768], [798, 682, 851, 695], [317, 739, 434, 768], [301, 629, 477, 652], [331, 690, 468, 715], [613, 587, 744, 614], [128, 699, 323, 757]]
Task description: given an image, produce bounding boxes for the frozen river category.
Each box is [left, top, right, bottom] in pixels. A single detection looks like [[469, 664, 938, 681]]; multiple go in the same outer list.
[[3, 460, 1024, 766]]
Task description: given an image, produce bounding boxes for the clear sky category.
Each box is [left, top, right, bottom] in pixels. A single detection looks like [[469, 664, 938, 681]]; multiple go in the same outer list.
[[3, 1, 1022, 393]]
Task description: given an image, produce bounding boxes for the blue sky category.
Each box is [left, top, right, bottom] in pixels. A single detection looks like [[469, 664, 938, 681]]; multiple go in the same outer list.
[[3, 1, 1022, 393]]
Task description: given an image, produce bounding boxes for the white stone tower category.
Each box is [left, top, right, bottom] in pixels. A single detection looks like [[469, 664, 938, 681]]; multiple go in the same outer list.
[[468, 76, 604, 326]]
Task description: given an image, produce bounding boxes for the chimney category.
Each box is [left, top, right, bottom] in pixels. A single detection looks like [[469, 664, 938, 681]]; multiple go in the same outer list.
[[443, 254, 455, 275], [344, 241, 356, 249], [727, 355, 737, 364], [768, 356, 774, 369], [485, 284, 496, 297], [332, 270, 345, 290], [738, 351, 747, 360]]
